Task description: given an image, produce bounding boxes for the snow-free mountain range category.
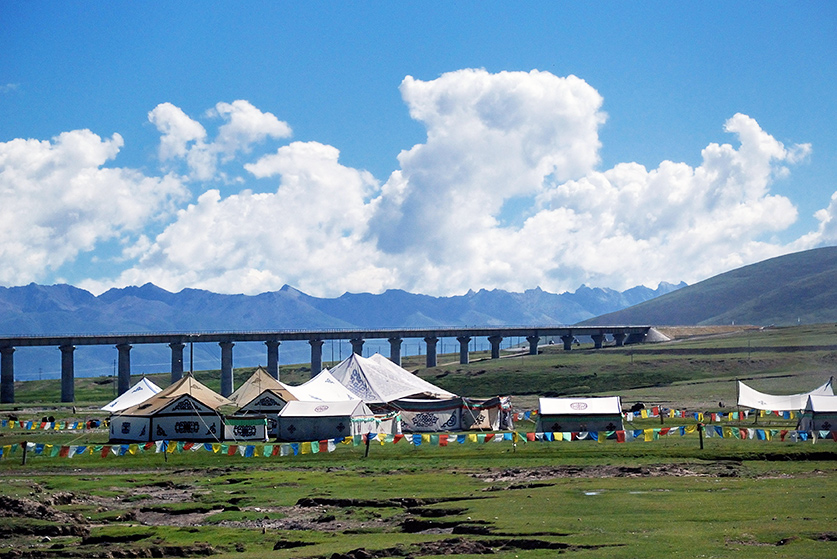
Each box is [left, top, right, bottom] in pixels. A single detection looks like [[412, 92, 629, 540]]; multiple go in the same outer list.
[[4, 245, 837, 380], [0, 281, 683, 380]]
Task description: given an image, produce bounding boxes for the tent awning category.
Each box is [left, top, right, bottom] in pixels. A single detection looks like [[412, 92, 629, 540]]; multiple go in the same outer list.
[[737, 378, 833, 411]]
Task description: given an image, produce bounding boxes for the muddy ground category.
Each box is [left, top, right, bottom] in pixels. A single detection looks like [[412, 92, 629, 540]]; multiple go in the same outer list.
[[3, 462, 829, 559]]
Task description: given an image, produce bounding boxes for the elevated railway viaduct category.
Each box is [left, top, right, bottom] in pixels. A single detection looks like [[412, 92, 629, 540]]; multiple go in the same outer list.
[[0, 325, 651, 403]]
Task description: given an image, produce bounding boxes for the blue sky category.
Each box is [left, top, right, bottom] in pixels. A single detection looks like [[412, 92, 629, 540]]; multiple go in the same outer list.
[[1, 2, 835, 297]]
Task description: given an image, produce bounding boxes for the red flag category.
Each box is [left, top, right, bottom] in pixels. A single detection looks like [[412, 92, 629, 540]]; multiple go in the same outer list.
[[393, 434, 404, 444], [59, 446, 69, 457], [616, 431, 626, 443], [319, 440, 329, 453], [438, 434, 448, 446], [484, 433, 495, 442], [526, 432, 535, 442], [101, 446, 111, 458]]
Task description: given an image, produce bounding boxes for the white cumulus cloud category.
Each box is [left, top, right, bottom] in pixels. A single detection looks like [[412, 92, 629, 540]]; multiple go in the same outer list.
[[148, 100, 291, 181], [0, 129, 187, 286], [372, 69, 605, 255], [32, 71, 835, 298], [102, 141, 391, 296]]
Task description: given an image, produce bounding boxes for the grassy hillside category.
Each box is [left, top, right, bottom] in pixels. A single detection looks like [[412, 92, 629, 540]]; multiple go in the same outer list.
[[581, 246, 837, 326]]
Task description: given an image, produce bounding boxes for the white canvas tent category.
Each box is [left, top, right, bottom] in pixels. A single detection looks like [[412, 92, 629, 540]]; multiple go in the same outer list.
[[535, 396, 624, 433], [109, 374, 234, 443], [284, 369, 360, 402], [798, 395, 837, 431], [737, 378, 834, 411], [276, 400, 377, 442], [102, 377, 162, 413], [229, 367, 297, 437], [329, 353, 456, 404]]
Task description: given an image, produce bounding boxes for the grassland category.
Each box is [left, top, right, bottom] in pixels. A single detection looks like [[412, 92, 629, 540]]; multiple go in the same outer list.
[[0, 325, 836, 558]]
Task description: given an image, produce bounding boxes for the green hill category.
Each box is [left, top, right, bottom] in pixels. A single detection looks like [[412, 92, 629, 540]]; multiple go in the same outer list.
[[583, 246, 837, 326]]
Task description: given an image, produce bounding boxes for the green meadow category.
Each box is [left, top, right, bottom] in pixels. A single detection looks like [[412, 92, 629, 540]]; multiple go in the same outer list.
[[0, 325, 836, 558]]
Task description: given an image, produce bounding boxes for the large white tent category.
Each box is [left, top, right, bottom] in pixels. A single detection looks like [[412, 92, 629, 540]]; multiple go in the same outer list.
[[102, 377, 162, 413], [535, 396, 624, 433], [737, 378, 833, 411], [329, 353, 456, 404], [276, 400, 377, 442], [284, 369, 360, 402], [798, 394, 837, 431]]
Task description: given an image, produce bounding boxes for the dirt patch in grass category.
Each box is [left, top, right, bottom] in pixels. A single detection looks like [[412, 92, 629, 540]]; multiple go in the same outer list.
[[471, 463, 744, 485], [0, 495, 84, 525], [303, 536, 621, 558]]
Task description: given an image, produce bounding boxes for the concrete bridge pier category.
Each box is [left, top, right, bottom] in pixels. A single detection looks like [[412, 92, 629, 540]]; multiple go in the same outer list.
[[457, 336, 471, 365], [116, 343, 132, 396], [60, 345, 75, 403], [591, 333, 605, 349], [626, 332, 646, 344], [488, 335, 503, 359], [265, 340, 280, 379], [424, 337, 438, 368], [350, 338, 364, 356], [613, 332, 627, 347], [220, 341, 234, 397], [1, 347, 14, 404], [169, 342, 185, 383], [388, 337, 402, 366], [309, 339, 324, 378], [527, 335, 540, 355], [561, 334, 574, 351]]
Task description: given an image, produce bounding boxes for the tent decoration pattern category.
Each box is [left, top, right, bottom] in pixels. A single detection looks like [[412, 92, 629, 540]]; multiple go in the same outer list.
[[395, 398, 463, 432]]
